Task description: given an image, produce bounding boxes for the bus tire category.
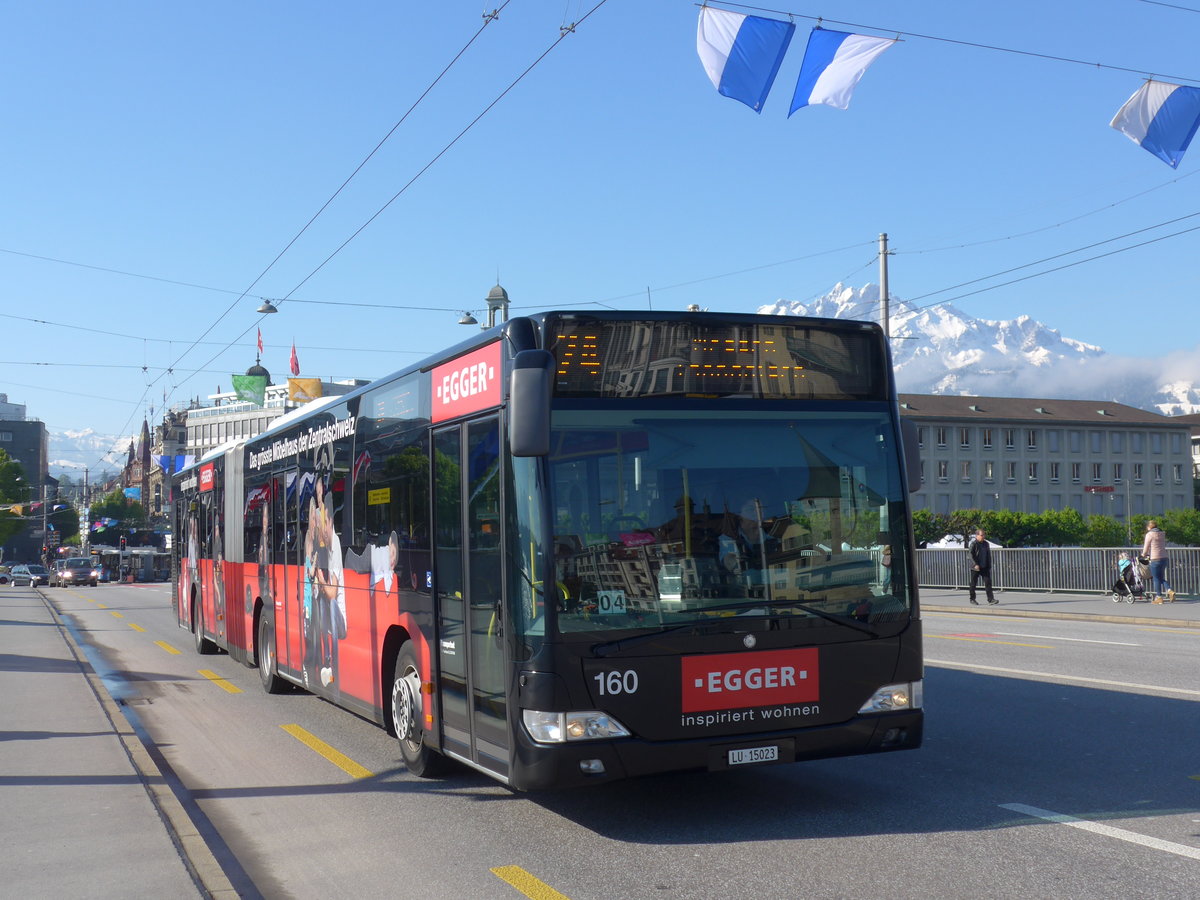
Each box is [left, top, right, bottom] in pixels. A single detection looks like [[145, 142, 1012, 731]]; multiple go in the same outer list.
[[257, 614, 287, 694], [390, 641, 448, 778], [192, 596, 217, 655]]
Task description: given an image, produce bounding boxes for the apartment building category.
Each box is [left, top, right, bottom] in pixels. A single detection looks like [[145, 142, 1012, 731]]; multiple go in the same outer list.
[[899, 394, 1194, 520]]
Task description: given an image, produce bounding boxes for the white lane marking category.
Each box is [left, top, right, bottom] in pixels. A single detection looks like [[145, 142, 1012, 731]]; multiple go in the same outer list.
[[1001, 803, 1200, 860], [926, 658, 1200, 698], [990, 631, 1140, 646]]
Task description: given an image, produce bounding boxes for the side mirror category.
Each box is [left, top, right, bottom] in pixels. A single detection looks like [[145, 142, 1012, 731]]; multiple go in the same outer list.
[[900, 418, 921, 494], [509, 350, 554, 457]]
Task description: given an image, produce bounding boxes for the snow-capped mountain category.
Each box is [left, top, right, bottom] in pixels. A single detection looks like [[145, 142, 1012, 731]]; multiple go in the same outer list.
[[49, 428, 127, 481], [761, 284, 1200, 415]]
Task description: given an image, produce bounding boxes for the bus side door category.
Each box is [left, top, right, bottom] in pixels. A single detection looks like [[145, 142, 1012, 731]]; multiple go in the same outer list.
[[433, 417, 509, 778]]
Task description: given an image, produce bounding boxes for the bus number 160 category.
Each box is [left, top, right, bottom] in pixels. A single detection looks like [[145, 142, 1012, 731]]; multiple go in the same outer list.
[[594, 669, 639, 696]]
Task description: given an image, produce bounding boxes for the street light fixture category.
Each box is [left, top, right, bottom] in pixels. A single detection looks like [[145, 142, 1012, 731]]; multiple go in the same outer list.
[[256, 299, 279, 314], [458, 311, 478, 326]]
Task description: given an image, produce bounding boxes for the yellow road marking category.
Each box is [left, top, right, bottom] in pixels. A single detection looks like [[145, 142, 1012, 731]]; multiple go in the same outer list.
[[929, 635, 1052, 649], [97, 603, 108, 609], [280, 724, 373, 779], [109, 611, 124, 618], [128, 623, 146, 632], [155, 640, 182, 655], [1136, 627, 1200, 636], [491, 866, 571, 900], [199, 669, 243, 694]]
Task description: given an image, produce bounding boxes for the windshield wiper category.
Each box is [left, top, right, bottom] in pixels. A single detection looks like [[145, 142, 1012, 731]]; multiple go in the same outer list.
[[789, 601, 879, 636], [591, 600, 817, 657], [591, 622, 712, 657]]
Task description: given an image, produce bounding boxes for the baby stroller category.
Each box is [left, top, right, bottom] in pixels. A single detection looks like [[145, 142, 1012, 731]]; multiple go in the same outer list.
[[1111, 553, 1149, 603]]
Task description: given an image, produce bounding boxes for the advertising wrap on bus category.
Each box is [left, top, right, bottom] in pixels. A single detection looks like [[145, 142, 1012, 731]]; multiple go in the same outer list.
[[172, 311, 922, 791]]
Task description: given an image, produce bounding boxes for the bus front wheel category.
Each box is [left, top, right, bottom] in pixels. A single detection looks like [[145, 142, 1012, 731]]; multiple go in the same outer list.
[[391, 641, 447, 778]]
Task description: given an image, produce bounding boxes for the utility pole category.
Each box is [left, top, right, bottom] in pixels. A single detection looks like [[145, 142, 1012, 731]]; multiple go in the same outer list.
[[878, 232, 891, 338], [83, 467, 90, 555]]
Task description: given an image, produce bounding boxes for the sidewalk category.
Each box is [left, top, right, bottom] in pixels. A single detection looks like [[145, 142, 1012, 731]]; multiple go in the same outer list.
[[921, 585, 1200, 628], [0, 586, 235, 899]]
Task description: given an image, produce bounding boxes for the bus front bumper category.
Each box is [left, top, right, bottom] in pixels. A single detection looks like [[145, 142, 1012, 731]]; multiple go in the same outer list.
[[509, 709, 923, 791]]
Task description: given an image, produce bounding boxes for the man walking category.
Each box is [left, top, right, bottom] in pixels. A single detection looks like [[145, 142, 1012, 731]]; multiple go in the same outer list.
[[968, 528, 997, 605]]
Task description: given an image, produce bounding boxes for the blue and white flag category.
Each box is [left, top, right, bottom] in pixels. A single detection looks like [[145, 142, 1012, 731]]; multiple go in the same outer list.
[[696, 7, 795, 113], [790, 28, 896, 115], [1110, 80, 1200, 168]]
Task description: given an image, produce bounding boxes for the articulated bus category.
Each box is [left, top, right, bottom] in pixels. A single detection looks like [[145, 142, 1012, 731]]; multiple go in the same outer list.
[[173, 311, 923, 790]]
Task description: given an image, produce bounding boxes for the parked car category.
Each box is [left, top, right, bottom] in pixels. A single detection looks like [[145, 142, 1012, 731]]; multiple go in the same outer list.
[[53, 557, 99, 587], [0, 564, 10, 585], [11, 564, 49, 587]]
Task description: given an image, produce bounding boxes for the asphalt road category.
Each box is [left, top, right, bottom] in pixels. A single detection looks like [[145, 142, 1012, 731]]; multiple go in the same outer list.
[[40, 583, 1200, 899]]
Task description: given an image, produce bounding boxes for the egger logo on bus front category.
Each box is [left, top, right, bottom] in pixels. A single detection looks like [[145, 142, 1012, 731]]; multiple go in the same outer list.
[[680, 648, 819, 713], [431, 342, 502, 423]]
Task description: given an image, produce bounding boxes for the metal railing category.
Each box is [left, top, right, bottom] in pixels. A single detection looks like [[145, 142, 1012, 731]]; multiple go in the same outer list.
[[916, 546, 1197, 597]]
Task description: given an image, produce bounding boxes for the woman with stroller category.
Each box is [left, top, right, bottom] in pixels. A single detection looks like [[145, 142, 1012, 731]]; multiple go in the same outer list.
[[1141, 519, 1175, 603]]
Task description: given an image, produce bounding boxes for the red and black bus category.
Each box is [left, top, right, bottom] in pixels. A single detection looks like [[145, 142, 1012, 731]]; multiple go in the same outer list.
[[174, 310, 923, 790]]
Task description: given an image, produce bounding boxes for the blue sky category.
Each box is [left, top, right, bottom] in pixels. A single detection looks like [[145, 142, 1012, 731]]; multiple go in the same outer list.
[[3, 1, 1199, 460]]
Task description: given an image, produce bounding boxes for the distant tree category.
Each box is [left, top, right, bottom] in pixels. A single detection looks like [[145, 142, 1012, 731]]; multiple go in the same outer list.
[[0, 451, 29, 547], [1082, 514, 1125, 548], [979, 509, 1025, 548], [1158, 508, 1200, 546], [1039, 507, 1087, 547], [911, 509, 945, 546], [0, 450, 28, 503]]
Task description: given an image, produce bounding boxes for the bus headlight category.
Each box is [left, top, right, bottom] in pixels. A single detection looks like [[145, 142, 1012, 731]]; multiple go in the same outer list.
[[858, 681, 923, 714], [522, 710, 631, 744]]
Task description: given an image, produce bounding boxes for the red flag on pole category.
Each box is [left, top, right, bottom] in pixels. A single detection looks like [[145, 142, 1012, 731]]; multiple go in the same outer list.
[[256, 328, 263, 355], [290, 341, 300, 376]]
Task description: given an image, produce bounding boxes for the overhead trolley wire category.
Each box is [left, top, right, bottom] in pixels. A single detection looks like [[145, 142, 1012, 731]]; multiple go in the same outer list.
[[155, 3, 514, 408]]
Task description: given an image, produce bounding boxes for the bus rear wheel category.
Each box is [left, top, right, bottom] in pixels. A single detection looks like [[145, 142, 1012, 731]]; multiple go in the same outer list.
[[257, 614, 287, 694], [192, 597, 216, 655], [390, 641, 447, 778]]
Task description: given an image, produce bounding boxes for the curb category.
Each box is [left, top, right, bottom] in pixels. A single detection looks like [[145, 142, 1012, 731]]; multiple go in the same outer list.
[[40, 591, 239, 900], [923, 603, 1199, 629]]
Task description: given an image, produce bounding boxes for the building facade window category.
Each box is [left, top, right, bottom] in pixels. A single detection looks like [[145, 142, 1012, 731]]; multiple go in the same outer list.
[[1027, 429, 1038, 449], [1111, 432, 1124, 453], [983, 460, 994, 481], [937, 460, 949, 481], [1092, 462, 1103, 482], [1047, 430, 1060, 452], [1173, 463, 1183, 482], [1068, 431, 1082, 453], [1071, 462, 1082, 482], [1154, 463, 1163, 483], [982, 428, 993, 450], [1006, 462, 1017, 482], [1132, 433, 1144, 453], [1151, 433, 1163, 454], [1004, 429, 1016, 450], [959, 427, 971, 449], [1090, 432, 1103, 453], [1134, 462, 1144, 482], [1049, 461, 1060, 482], [917, 427, 926, 449], [961, 460, 972, 481], [1028, 462, 1039, 482], [936, 427, 947, 448], [1113, 462, 1123, 483]]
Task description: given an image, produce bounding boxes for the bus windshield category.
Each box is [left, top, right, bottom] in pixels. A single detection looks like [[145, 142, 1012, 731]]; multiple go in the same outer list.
[[545, 407, 909, 639]]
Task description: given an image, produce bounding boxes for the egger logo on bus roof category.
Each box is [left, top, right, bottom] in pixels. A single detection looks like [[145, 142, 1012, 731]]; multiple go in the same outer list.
[[681, 648, 819, 713], [431, 342, 502, 423]]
